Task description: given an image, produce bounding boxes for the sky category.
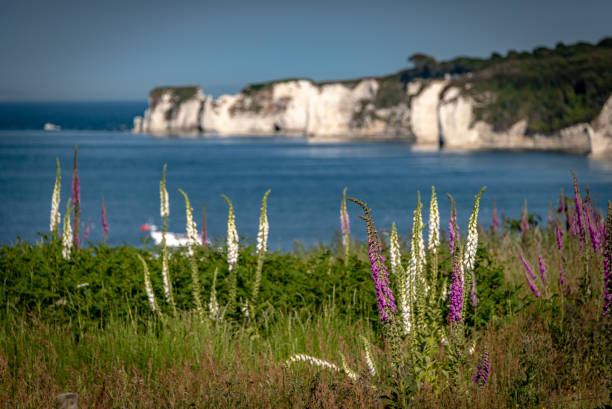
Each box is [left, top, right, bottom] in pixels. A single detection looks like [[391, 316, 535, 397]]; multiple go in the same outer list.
[[1, 0, 611, 101]]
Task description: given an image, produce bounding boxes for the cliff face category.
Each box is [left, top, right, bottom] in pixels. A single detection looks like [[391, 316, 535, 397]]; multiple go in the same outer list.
[[133, 80, 612, 156]]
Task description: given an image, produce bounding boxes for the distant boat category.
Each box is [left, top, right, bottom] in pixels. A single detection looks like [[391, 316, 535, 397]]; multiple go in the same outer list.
[[43, 123, 61, 131], [140, 223, 191, 247]]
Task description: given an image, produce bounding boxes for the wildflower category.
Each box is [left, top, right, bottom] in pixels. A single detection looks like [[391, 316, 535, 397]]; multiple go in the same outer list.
[[286, 354, 340, 373], [71, 145, 80, 248], [520, 254, 540, 297], [361, 336, 377, 377], [428, 186, 440, 254], [473, 348, 490, 387], [160, 164, 169, 218], [179, 189, 199, 255], [49, 158, 61, 233], [209, 267, 221, 320], [492, 198, 499, 233], [555, 219, 564, 252], [222, 194, 239, 272], [62, 201, 72, 260], [137, 254, 160, 315], [340, 352, 359, 381], [449, 249, 464, 323], [448, 194, 459, 254], [538, 255, 548, 284], [256, 190, 270, 255], [222, 194, 239, 305], [349, 198, 396, 323], [603, 202, 611, 315], [340, 187, 350, 264], [464, 187, 486, 307], [101, 197, 108, 244], [179, 189, 204, 319], [548, 202, 553, 226]]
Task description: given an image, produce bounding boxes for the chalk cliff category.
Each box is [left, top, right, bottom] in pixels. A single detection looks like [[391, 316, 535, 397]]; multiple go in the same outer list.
[[133, 80, 612, 156]]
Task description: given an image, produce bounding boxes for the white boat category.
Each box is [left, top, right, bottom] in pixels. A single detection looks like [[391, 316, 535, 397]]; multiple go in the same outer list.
[[140, 224, 191, 247], [44, 123, 61, 131]]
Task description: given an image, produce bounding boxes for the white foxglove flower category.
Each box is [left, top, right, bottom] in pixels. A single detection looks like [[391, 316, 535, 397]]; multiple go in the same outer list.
[[222, 195, 239, 272], [256, 190, 270, 255], [361, 336, 377, 377], [463, 188, 486, 277], [427, 186, 440, 254], [62, 201, 72, 260], [179, 189, 199, 256], [50, 158, 61, 233], [340, 353, 359, 381], [138, 254, 160, 314], [287, 354, 340, 372]]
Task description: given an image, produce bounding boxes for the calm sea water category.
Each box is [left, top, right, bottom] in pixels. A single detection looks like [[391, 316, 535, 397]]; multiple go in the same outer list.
[[0, 103, 611, 250]]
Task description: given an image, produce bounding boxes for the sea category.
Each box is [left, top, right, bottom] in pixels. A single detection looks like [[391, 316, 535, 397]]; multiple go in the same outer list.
[[1, 101, 611, 251]]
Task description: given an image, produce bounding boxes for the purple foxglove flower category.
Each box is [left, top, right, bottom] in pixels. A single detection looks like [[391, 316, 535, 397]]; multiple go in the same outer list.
[[201, 203, 209, 247], [520, 254, 540, 297], [448, 194, 459, 254], [555, 220, 564, 252], [448, 252, 463, 323], [603, 203, 611, 316], [101, 198, 109, 243], [471, 278, 478, 307], [350, 198, 396, 323], [538, 254, 548, 284], [473, 349, 490, 387]]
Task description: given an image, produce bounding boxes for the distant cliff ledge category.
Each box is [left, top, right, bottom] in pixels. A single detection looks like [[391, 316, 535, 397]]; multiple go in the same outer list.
[[133, 39, 612, 157]]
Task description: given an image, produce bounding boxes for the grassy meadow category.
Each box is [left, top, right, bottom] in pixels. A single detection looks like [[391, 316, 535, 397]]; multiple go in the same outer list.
[[0, 164, 610, 408]]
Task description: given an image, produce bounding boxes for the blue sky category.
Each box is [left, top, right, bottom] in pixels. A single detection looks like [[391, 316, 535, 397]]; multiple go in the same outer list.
[[1, 0, 611, 101]]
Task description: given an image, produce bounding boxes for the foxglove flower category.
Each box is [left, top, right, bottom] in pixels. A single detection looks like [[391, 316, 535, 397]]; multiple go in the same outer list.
[[548, 202, 553, 226], [137, 254, 160, 315], [252, 190, 271, 307], [464, 187, 486, 307], [179, 189, 204, 318], [287, 354, 340, 372], [83, 220, 90, 242], [473, 349, 490, 387], [340, 353, 359, 381], [179, 189, 199, 255], [603, 202, 611, 315], [349, 198, 397, 323], [222, 195, 239, 272], [62, 201, 72, 260], [555, 219, 564, 252], [449, 249, 464, 323], [427, 186, 440, 254], [49, 158, 61, 233], [448, 194, 459, 254], [159, 166, 176, 314], [520, 254, 540, 297], [101, 198, 109, 244], [340, 187, 350, 264], [361, 336, 377, 377], [160, 164, 170, 219]]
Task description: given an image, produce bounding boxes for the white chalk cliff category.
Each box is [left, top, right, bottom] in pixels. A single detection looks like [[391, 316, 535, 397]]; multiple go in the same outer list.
[[133, 79, 612, 156]]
